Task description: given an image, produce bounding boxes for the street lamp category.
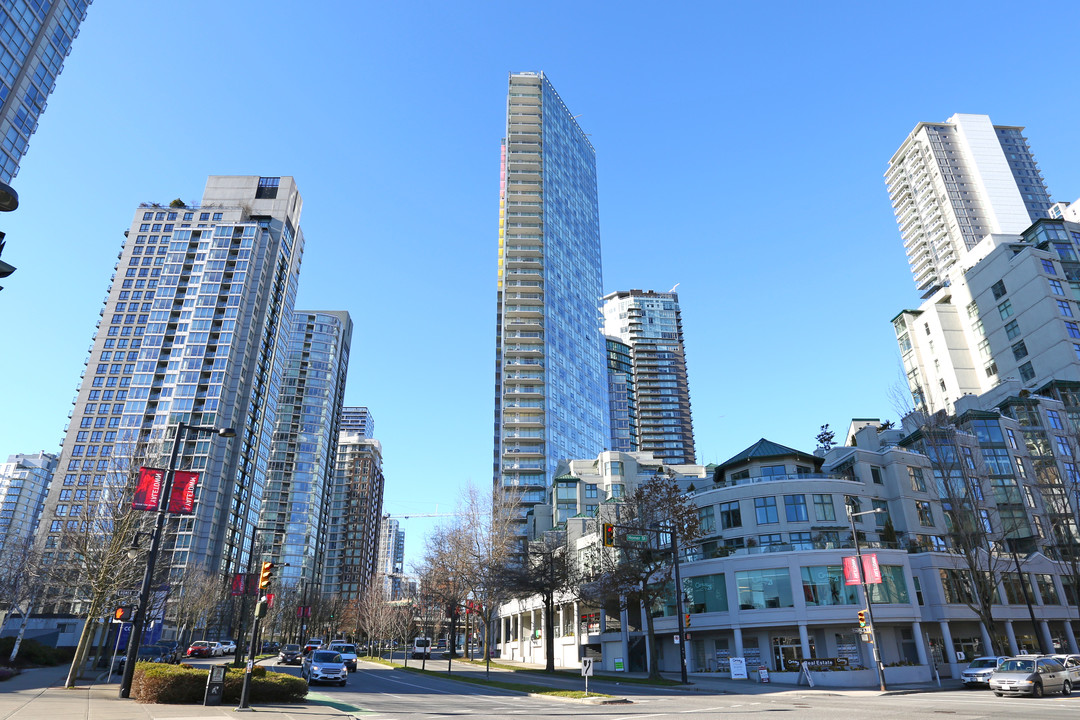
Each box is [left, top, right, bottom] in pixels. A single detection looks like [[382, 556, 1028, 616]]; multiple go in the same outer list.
[[237, 525, 278, 711], [118, 421, 235, 699], [846, 504, 887, 692]]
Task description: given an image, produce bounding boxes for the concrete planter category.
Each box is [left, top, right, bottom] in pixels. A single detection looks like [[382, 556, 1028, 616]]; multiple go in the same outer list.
[[761, 665, 929, 687]]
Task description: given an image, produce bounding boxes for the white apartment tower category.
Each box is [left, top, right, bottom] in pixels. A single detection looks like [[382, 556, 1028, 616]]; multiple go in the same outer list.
[[0, 451, 56, 555], [37, 176, 305, 613], [885, 114, 1052, 294], [601, 289, 695, 464]]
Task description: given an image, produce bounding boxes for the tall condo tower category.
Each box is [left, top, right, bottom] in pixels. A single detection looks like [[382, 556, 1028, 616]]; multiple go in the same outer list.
[[340, 406, 374, 439], [375, 517, 406, 600], [885, 113, 1053, 293], [37, 176, 304, 613], [324, 432, 384, 598], [0, 451, 56, 555], [260, 311, 352, 593], [0, 0, 91, 182], [602, 290, 695, 464], [493, 72, 609, 530]]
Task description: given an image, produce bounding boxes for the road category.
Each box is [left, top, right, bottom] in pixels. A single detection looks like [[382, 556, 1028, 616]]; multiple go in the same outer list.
[[254, 656, 1080, 720]]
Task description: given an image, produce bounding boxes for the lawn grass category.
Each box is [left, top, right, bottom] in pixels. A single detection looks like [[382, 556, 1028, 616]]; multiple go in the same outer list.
[[452, 657, 681, 687], [397, 664, 610, 699]]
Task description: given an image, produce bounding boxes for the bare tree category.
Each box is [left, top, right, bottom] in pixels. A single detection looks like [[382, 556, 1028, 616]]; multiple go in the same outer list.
[[417, 524, 471, 659], [582, 471, 701, 680]]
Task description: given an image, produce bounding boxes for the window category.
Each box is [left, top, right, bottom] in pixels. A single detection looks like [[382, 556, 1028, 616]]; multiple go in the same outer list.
[[1050, 279, 1066, 295], [998, 300, 1013, 319], [916, 501, 934, 526], [801, 566, 859, 606], [789, 531, 812, 550], [1037, 575, 1059, 605], [256, 177, 280, 199], [991, 280, 1007, 299], [813, 494, 835, 521], [683, 573, 728, 613], [719, 501, 741, 529], [908, 466, 927, 492], [872, 499, 889, 527], [940, 569, 973, 604], [212, 212, 223, 222], [1019, 361, 1036, 383], [1067, 322, 1080, 339], [1005, 319, 1021, 340], [1048, 410, 1064, 430], [1043, 258, 1057, 275], [867, 566, 911, 604], [784, 494, 808, 522], [698, 506, 715, 534], [736, 568, 794, 610], [1012, 341, 1028, 360], [1059, 300, 1074, 317], [584, 483, 597, 499], [758, 533, 784, 549], [870, 466, 883, 484], [754, 497, 778, 524]]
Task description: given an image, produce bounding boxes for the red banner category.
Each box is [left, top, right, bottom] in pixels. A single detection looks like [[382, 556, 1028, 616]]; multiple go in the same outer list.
[[843, 554, 883, 585], [132, 467, 165, 511], [842, 555, 861, 585], [167, 471, 200, 513]]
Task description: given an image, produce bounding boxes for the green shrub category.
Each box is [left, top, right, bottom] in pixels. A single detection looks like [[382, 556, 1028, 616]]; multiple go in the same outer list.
[[132, 663, 306, 704], [0, 638, 63, 666]]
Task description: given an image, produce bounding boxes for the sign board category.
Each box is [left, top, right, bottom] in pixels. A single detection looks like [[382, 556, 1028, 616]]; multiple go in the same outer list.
[[673, 634, 680, 644], [800, 661, 816, 688], [626, 534, 648, 542], [843, 554, 882, 585], [758, 665, 770, 683], [955, 651, 966, 662], [730, 657, 748, 679], [132, 467, 165, 511], [166, 471, 200, 514], [204, 665, 225, 706], [581, 658, 594, 677], [614, 657, 625, 672]]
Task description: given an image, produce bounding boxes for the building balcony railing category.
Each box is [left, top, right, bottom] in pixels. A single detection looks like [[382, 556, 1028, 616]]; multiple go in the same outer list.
[[709, 472, 856, 488]]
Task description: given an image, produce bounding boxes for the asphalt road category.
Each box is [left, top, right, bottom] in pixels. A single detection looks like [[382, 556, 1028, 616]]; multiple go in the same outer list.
[[254, 657, 1080, 720]]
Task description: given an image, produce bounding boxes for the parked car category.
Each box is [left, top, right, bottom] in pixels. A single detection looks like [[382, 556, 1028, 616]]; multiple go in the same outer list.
[[155, 640, 181, 664], [328, 642, 358, 671], [217, 639, 237, 655], [207, 641, 224, 657], [186, 641, 212, 658], [961, 656, 1008, 688], [990, 656, 1072, 697], [412, 637, 432, 659], [116, 644, 172, 674], [278, 644, 302, 665], [301, 649, 348, 686], [1051, 654, 1080, 683], [262, 641, 282, 654]]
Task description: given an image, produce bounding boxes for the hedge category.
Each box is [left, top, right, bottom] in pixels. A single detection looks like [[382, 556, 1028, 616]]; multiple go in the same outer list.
[[0, 637, 67, 667], [132, 663, 307, 704]]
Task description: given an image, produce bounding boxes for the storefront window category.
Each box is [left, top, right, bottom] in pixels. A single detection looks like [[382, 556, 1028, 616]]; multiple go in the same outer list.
[[736, 568, 793, 610], [801, 565, 858, 606]]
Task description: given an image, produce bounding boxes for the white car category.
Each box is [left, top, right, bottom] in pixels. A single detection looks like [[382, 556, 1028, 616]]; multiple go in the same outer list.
[[328, 643, 358, 671], [217, 639, 237, 655], [301, 649, 348, 686], [207, 641, 224, 656]]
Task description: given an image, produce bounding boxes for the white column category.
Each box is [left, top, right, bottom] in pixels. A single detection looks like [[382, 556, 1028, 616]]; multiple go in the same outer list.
[[912, 621, 928, 665], [798, 623, 811, 662], [1004, 620, 1018, 655], [939, 620, 960, 679], [1039, 620, 1054, 654], [733, 625, 744, 657], [1065, 620, 1079, 654], [978, 622, 993, 657]]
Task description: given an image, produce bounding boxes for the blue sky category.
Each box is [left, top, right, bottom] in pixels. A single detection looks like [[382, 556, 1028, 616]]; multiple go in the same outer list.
[[3, 1, 1080, 569]]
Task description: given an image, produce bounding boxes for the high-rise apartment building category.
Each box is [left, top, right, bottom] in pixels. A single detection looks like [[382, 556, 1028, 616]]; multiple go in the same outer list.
[[0, 1, 91, 182], [602, 290, 695, 464], [340, 406, 374, 439], [260, 311, 351, 592], [605, 336, 637, 453], [0, 451, 56, 555], [885, 114, 1053, 294], [37, 176, 305, 613], [324, 433, 384, 598], [493, 72, 609, 527], [375, 517, 406, 600]]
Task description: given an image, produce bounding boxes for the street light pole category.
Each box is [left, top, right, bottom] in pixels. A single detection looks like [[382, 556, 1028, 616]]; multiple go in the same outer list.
[[847, 506, 887, 692], [118, 421, 235, 699], [669, 524, 688, 684]]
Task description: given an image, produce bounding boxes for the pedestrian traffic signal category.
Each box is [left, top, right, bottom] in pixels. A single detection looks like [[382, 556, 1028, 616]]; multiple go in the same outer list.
[[259, 561, 275, 590], [858, 610, 866, 627], [114, 606, 133, 622], [602, 523, 615, 547]]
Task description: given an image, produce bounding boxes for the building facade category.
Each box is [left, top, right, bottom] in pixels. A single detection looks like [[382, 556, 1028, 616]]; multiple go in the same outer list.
[[324, 433, 384, 598], [260, 310, 352, 593], [0, 451, 56, 555], [499, 395, 1080, 685], [375, 517, 406, 600], [0, 0, 91, 182], [885, 113, 1052, 294], [36, 175, 305, 613], [340, 406, 374, 439], [493, 71, 609, 531], [605, 336, 637, 453], [602, 290, 695, 464]]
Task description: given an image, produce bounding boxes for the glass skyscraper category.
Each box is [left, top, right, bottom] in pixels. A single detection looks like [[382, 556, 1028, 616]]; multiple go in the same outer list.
[[493, 72, 609, 529], [0, 0, 92, 182]]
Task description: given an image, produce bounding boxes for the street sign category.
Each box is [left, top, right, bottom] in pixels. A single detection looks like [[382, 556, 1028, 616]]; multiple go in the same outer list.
[[626, 534, 648, 542], [581, 658, 594, 677], [673, 634, 680, 644]]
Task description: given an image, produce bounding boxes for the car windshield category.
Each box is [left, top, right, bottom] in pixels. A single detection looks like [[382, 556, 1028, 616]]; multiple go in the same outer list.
[[969, 659, 998, 669], [139, 646, 163, 656], [191, 642, 207, 647], [283, 645, 300, 652], [312, 651, 341, 663], [332, 645, 355, 653], [999, 659, 1035, 673], [416, 639, 430, 647]]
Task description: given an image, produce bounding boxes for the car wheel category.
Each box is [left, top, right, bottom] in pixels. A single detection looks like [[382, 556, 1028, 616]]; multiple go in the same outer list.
[[1063, 680, 1072, 696], [1033, 682, 1044, 698], [994, 692, 1003, 697], [340, 680, 346, 687]]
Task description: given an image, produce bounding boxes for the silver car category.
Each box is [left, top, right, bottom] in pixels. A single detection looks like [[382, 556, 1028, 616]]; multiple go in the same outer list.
[[990, 656, 1072, 697], [301, 650, 347, 686], [962, 656, 1008, 688]]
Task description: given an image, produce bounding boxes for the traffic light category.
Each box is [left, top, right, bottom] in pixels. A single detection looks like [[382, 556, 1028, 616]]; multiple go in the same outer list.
[[858, 610, 867, 627], [259, 561, 274, 591], [685, 613, 691, 627], [114, 606, 133, 622], [602, 523, 615, 547]]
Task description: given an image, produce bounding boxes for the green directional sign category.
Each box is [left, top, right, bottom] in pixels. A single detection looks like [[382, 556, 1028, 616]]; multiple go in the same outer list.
[[626, 534, 648, 542]]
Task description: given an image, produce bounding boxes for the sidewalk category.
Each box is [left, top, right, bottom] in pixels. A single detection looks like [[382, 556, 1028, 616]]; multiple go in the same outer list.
[[0, 660, 360, 720]]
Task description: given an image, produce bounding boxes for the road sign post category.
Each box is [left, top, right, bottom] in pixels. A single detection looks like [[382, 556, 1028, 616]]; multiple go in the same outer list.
[[581, 657, 594, 695]]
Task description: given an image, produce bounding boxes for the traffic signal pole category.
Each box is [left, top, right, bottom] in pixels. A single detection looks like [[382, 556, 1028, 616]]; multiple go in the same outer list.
[[670, 525, 688, 684], [238, 562, 273, 710], [848, 507, 886, 692]]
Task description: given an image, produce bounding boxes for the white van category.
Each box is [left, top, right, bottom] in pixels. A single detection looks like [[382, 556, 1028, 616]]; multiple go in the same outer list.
[[412, 637, 432, 659]]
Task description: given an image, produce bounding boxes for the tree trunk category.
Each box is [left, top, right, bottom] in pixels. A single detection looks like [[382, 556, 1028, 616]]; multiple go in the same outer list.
[[8, 606, 32, 664], [544, 594, 556, 672], [644, 604, 661, 680], [65, 596, 102, 687]]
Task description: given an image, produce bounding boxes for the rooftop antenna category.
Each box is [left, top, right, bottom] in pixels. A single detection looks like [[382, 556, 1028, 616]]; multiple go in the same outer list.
[[668, 282, 680, 293]]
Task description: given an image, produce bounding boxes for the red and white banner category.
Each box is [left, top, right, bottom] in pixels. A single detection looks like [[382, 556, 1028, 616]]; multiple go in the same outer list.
[[167, 470, 200, 513], [843, 554, 882, 585], [132, 467, 165, 511]]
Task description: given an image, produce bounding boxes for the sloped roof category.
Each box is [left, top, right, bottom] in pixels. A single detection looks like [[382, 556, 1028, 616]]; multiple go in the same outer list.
[[719, 438, 810, 467]]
